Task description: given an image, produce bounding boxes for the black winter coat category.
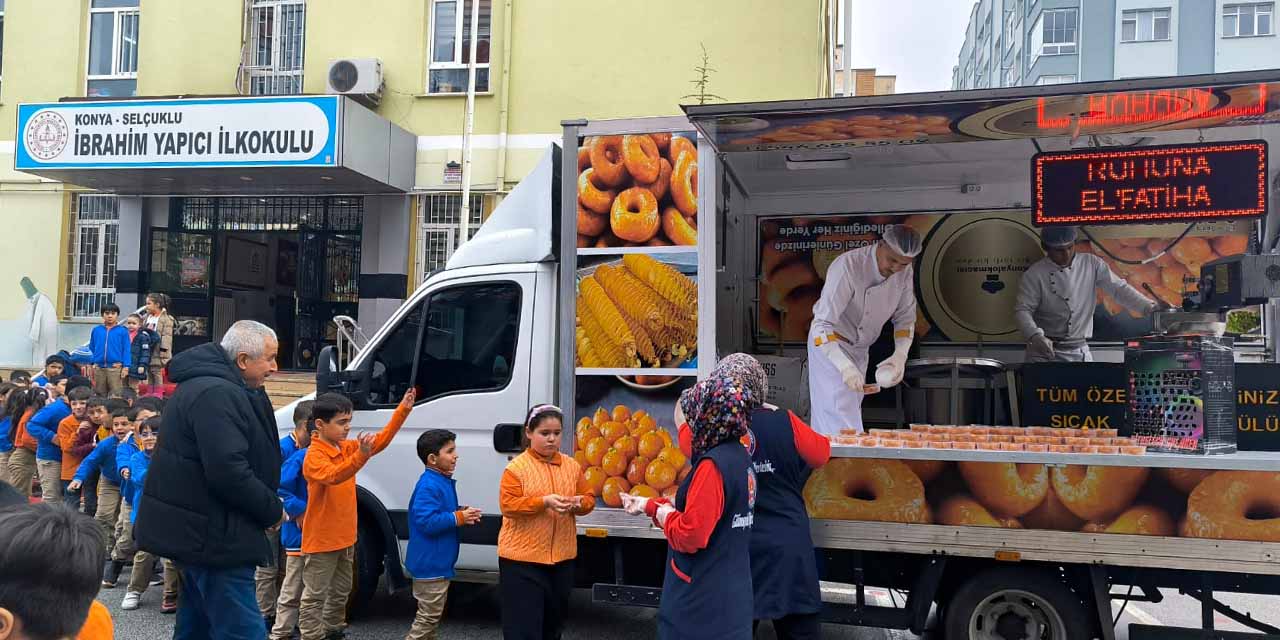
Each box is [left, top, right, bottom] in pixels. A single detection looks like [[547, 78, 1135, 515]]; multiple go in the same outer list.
[[135, 343, 283, 568]]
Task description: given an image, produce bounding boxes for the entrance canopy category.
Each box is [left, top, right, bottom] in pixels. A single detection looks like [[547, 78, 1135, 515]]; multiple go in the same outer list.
[[16, 95, 415, 194]]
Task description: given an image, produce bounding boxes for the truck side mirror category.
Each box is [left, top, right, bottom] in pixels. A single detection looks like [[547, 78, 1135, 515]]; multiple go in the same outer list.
[[493, 423, 525, 453], [315, 345, 371, 407]]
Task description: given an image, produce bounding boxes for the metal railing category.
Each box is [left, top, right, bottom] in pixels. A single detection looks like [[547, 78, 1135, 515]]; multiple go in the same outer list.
[[333, 315, 368, 370]]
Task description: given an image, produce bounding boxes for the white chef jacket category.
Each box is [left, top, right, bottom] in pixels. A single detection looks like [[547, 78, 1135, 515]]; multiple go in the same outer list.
[[807, 244, 916, 435], [1014, 253, 1154, 345]]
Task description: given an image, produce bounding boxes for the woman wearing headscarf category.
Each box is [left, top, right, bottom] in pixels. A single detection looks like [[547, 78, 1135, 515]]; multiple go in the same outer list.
[[620, 356, 759, 640], [709, 354, 831, 639]]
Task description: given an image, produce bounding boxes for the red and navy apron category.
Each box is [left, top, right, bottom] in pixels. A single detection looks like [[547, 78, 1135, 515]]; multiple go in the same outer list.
[[657, 439, 755, 640], [746, 407, 823, 619]]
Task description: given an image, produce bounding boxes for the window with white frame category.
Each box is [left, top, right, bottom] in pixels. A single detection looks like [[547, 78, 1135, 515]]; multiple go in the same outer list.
[[415, 192, 488, 279], [1004, 8, 1021, 52], [1036, 74, 1077, 85], [87, 0, 139, 97], [66, 195, 120, 320], [427, 0, 491, 94], [1122, 8, 1171, 42], [246, 0, 305, 95], [1031, 8, 1077, 62], [1004, 57, 1021, 87], [1224, 2, 1274, 37]]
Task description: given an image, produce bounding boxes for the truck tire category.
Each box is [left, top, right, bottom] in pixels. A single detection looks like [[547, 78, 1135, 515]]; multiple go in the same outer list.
[[942, 567, 1093, 640], [350, 521, 383, 615]]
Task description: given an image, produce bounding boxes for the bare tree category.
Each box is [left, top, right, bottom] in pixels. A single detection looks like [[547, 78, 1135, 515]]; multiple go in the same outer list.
[[682, 44, 726, 105]]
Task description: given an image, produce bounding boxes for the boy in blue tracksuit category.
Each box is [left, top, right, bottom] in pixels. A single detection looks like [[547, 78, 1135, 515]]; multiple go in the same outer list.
[[87, 303, 132, 396], [24, 375, 78, 503], [70, 403, 130, 585], [268, 416, 316, 640], [259, 400, 315, 630], [114, 404, 159, 574], [404, 429, 481, 640], [121, 416, 179, 612]]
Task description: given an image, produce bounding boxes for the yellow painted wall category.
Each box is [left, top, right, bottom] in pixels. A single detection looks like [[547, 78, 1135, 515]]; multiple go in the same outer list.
[[0, 0, 89, 139], [136, 0, 244, 96]]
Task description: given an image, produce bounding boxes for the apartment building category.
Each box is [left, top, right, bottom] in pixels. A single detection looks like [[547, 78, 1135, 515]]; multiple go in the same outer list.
[[952, 0, 1278, 89]]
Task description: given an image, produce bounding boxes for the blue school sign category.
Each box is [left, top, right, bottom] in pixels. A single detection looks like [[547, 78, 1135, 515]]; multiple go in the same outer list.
[[16, 95, 340, 170]]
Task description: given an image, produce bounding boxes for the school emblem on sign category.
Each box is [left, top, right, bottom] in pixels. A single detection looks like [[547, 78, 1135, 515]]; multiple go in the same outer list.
[[746, 468, 757, 508], [741, 428, 756, 455], [24, 111, 70, 161]]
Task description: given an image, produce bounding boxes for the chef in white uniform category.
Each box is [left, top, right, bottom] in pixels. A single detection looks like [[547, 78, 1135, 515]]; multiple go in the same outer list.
[[807, 225, 921, 436], [1014, 226, 1161, 362]]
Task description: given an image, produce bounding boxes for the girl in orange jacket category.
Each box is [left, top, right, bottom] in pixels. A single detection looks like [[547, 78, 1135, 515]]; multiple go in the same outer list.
[[497, 404, 595, 640]]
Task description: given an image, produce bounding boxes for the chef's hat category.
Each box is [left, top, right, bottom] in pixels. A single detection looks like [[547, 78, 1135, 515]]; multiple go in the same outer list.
[[1040, 226, 1078, 249], [881, 225, 923, 258]]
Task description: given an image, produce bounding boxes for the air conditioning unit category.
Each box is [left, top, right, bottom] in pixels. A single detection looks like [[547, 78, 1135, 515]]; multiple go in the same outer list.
[[326, 58, 383, 108]]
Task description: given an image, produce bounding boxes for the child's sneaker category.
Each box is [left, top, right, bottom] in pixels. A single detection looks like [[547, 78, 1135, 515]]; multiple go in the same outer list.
[[121, 591, 141, 610], [102, 560, 124, 588], [160, 594, 178, 614]]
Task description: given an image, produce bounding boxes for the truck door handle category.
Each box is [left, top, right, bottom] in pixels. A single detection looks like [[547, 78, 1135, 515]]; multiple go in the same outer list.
[[493, 423, 524, 453]]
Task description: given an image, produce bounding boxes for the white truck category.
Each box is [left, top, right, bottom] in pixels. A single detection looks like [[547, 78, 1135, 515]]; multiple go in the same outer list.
[[282, 70, 1280, 639]]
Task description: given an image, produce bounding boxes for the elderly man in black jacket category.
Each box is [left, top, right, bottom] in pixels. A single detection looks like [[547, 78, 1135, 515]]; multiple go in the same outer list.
[[136, 320, 283, 640]]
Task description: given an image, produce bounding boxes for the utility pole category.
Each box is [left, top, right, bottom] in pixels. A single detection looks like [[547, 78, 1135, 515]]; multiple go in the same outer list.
[[458, 0, 481, 252], [842, 0, 853, 96]]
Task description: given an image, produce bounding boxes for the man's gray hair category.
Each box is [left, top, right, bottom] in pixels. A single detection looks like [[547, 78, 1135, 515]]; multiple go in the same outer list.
[[220, 320, 278, 361]]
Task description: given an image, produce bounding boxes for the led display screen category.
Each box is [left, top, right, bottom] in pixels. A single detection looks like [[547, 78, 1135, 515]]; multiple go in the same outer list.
[[1033, 141, 1267, 226]]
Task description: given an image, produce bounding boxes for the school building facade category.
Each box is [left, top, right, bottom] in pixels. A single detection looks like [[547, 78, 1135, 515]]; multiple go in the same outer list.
[[0, 0, 832, 370]]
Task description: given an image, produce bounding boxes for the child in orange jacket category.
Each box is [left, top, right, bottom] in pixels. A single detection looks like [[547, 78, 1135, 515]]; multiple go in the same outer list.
[[296, 389, 414, 640], [57, 386, 94, 509]]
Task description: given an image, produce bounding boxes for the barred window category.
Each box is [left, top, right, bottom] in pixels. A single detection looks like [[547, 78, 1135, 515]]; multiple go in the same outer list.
[[415, 192, 489, 281], [246, 0, 306, 95], [65, 195, 120, 319]]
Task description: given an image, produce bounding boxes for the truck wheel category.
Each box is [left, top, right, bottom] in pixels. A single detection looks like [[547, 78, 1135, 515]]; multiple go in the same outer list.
[[349, 522, 383, 615], [943, 567, 1092, 640]]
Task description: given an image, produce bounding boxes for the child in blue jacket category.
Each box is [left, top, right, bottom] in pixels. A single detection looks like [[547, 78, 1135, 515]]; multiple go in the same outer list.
[[124, 313, 159, 390], [404, 430, 481, 639], [268, 419, 316, 640], [23, 376, 75, 503], [120, 416, 178, 612], [70, 403, 130, 586]]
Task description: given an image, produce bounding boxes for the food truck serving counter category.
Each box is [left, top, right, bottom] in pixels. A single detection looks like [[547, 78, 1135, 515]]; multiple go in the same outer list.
[[673, 70, 1280, 640]]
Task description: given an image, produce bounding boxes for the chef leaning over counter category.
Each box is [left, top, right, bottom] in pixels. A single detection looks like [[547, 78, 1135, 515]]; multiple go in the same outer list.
[[807, 225, 921, 436], [1014, 226, 1166, 363]]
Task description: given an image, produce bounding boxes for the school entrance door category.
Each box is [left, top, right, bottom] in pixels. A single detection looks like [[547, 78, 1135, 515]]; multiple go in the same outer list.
[[147, 196, 362, 370]]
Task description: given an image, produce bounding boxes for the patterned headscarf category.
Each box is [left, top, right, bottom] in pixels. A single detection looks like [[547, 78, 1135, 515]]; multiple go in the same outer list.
[[679, 354, 765, 458], [715, 353, 768, 405]]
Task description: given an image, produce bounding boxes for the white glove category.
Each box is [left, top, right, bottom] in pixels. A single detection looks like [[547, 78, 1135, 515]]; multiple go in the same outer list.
[[820, 341, 863, 393], [619, 493, 649, 517], [1028, 334, 1054, 359], [654, 503, 676, 527], [875, 353, 908, 388]]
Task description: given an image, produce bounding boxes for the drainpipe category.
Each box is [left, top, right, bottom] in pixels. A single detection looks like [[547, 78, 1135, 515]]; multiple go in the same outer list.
[[493, 0, 514, 195], [458, 0, 481, 248], [841, 0, 853, 96]]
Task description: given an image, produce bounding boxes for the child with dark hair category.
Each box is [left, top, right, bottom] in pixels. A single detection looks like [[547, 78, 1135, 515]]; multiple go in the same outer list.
[[404, 429, 480, 640], [132, 395, 164, 415], [5, 387, 48, 499], [123, 313, 159, 393], [111, 404, 158, 579], [30, 356, 64, 387], [497, 404, 595, 639], [88, 303, 131, 397], [0, 502, 111, 640], [297, 389, 415, 640], [121, 417, 179, 613], [108, 387, 137, 408], [56, 386, 94, 509], [7, 371, 31, 387], [258, 399, 316, 628], [0, 384, 17, 487], [69, 402, 129, 581], [24, 378, 76, 503], [268, 410, 319, 640]]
